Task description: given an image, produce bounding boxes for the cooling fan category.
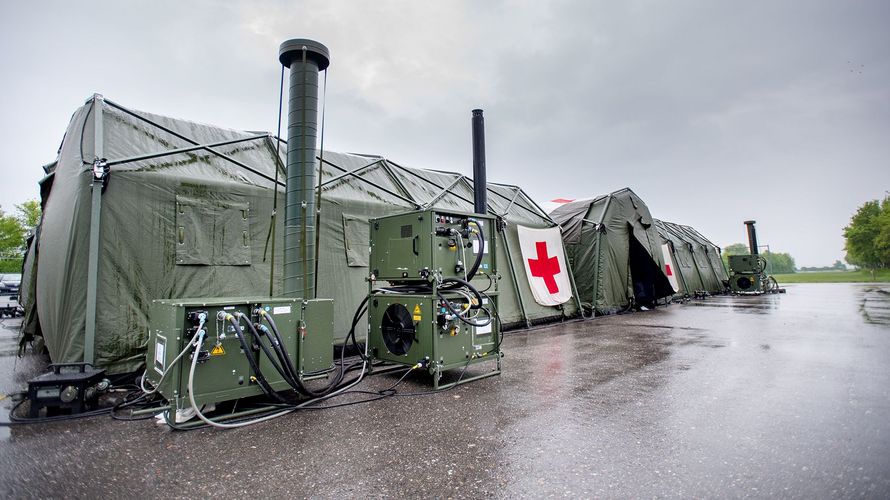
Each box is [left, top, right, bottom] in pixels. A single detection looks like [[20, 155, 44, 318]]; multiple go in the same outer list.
[[380, 304, 415, 356]]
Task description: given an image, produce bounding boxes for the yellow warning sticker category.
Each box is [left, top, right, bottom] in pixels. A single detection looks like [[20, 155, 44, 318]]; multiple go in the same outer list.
[[413, 304, 422, 315], [412, 304, 422, 322], [210, 344, 226, 356]]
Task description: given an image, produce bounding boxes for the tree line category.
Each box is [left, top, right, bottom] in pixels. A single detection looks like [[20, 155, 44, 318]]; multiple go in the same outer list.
[[844, 196, 890, 278], [721, 242, 797, 274], [0, 200, 40, 273]]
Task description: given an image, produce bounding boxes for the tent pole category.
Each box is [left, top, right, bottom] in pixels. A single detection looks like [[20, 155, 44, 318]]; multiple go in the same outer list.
[[589, 195, 612, 315], [84, 95, 105, 366], [500, 229, 530, 328], [561, 226, 585, 319], [269, 66, 285, 296]]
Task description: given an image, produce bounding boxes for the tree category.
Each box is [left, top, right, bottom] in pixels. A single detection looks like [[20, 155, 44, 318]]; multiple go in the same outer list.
[[761, 251, 796, 274], [721, 242, 795, 274], [843, 197, 890, 280], [721, 243, 749, 268], [0, 199, 41, 273], [16, 200, 40, 228]]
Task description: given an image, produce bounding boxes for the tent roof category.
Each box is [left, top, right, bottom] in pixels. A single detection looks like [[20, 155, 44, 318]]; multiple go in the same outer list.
[[549, 187, 649, 244], [90, 97, 552, 227]]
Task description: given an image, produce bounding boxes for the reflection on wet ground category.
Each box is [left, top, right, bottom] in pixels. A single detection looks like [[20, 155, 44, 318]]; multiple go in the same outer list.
[[859, 287, 890, 326], [1, 283, 889, 497]]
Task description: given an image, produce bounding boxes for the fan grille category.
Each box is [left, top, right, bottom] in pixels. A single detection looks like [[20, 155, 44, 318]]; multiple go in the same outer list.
[[381, 304, 415, 356]]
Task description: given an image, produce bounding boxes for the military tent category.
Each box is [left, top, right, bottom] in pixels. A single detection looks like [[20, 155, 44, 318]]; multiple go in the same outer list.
[[654, 219, 727, 296], [21, 95, 578, 373], [550, 188, 674, 315]]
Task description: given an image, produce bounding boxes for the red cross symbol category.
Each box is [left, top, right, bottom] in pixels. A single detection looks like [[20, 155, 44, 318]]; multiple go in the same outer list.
[[528, 241, 561, 294]]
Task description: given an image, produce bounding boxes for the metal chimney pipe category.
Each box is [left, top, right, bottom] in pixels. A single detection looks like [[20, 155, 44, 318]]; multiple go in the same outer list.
[[471, 109, 487, 215], [744, 220, 759, 255], [278, 39, 329, 298]]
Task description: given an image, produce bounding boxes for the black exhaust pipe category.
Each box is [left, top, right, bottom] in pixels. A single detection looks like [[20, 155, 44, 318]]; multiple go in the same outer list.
[[471, 109, 487, 215], [744, 220, 759, 255], [278, 38, 330, 299]]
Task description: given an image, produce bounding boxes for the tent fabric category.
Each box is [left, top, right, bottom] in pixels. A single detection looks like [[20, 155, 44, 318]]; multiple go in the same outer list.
[[653, 219, 728, 296], [22, 96, 577, 373], [550, 188, 673, 315]]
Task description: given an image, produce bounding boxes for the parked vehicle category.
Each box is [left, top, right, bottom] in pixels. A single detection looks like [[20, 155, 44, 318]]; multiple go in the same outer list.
[[0, 273, 21, 295]]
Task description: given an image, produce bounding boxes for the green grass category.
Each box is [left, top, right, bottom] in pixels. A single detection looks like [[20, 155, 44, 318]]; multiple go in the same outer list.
[[773, 269, 890, 283]]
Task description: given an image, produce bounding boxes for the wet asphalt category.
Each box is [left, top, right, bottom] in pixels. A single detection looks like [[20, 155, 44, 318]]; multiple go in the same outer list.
[[1, 283, 889, 498]]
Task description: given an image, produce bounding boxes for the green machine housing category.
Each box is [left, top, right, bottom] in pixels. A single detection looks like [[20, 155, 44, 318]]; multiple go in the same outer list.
[[728, 254, 764, 293], [369, 209, 497, 283], [145, 297, 334, 412], [367, 209, 501, 389]]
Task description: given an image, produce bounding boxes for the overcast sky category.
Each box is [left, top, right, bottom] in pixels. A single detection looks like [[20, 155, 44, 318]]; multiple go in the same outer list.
[[1, 0, 888, 267]]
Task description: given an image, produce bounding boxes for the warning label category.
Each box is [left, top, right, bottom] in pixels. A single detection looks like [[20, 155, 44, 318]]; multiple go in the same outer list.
[[210, 344, 226, 356], [412, 304, 422, 322]]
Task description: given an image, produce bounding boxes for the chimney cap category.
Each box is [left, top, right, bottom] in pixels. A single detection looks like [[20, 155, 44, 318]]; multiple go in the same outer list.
[[743, 220, 756, 225], [279, 38, 330, 70]]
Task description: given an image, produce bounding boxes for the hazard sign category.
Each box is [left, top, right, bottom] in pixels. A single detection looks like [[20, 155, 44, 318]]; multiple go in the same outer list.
[[210, 344, 226, 356]]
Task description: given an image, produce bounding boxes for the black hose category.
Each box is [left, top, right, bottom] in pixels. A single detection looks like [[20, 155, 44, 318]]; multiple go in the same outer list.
[[227, 315, 287, 403], [261, 312, 344, 397], [238, 315, 302, 394], [465, 219, 485, 281]]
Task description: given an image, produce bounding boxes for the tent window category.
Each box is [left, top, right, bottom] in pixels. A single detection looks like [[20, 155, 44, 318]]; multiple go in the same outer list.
[[342, 213, 369, 267], [175, 195, 251, 266]]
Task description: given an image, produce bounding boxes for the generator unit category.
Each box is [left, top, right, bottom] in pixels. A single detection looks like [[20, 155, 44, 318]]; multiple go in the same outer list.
[[369, 209, 497, 283], [145, 297, 333, 413], [140, 38, 340, 427], [728, 220, 784, 294], [367, 206, 502, 389], [728, 254, 765, 293]]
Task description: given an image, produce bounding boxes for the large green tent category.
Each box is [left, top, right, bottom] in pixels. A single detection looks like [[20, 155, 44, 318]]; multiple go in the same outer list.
[[549, 188, 674, 315], [654, 219, 727, 296], [21, 95, 578, 373]]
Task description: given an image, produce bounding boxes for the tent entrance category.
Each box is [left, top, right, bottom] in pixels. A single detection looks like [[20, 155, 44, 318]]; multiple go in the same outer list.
[[628, 233, 674, 309]]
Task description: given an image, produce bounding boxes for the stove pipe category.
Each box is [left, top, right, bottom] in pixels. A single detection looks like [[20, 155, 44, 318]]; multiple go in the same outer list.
[[278, 39, 330, 298], [471, 109, 487, 215], [744, 220, 759, 255]]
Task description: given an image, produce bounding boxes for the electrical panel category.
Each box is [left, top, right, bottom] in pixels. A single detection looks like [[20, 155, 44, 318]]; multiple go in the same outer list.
[[369, 209, 497, 284], [145, 297, 333, 412]]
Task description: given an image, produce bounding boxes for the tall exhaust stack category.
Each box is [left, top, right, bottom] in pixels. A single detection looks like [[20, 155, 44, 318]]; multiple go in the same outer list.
[[278, 39, 330, 298], [744, 220, 759, 255], [471, 109, 487, 215]]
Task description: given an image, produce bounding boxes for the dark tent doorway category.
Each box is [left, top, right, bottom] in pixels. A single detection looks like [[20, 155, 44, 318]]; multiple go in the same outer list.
[[628, 233, 674, 309]]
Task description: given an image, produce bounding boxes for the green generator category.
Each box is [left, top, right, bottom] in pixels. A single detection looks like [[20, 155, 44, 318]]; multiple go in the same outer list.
[[367, 208, 502, 389], [368, 291, 500, 389], [145, 297, 333, 413], [728, 254, 764, 293], [369, 209, 497, 283]]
